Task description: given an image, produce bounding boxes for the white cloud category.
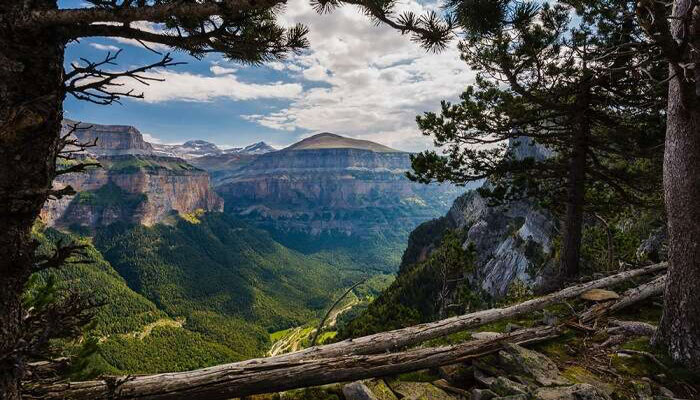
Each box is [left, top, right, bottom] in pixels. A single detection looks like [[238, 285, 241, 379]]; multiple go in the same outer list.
[[90, 43, 121, 52], [141, 132, 163, 144], [210, 65, 238, 75], [128, 70, 303, 103], [243, 0, 476, 152]]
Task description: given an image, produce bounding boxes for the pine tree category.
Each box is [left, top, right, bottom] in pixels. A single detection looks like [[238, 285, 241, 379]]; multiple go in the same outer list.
[[637, 0, 700, 369], [409, 0, 665, 280], [0, 1, 452, 397]]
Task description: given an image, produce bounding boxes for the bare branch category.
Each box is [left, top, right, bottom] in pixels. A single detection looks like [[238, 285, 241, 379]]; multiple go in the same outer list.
[[64, 50, 184, 105]]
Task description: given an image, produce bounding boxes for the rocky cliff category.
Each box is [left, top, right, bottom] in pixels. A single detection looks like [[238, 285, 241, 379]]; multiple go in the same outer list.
[[215, 133, 463, 237], [63, 119, 155, 156], [401, 137, 558, 298], [43, 121, 224, 228]]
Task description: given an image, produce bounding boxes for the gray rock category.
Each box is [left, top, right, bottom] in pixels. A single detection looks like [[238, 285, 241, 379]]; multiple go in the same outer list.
[[472, 388, 498, 400], [657, 387, 675, 398], [474, 368, 497, 387], [362, 379, 399, 400], [498, 344, 568, 386], [504, 323, 523, 333], [533, 384, 610, 400], [636, 227, 667, 262], [493, 396, 529, 400], [343, 382, 379, 400], [490, 376, 528, 396], [386, 381, 456, 400]]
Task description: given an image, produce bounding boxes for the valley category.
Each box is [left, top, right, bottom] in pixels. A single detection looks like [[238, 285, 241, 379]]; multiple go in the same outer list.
[[38, 120, 462, 376]]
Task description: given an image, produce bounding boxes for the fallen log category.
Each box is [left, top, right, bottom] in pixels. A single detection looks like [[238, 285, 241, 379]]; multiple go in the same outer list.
[[30, 263, 666, 400], [31, 326, 559, 400], [579, 274, 666, 324]]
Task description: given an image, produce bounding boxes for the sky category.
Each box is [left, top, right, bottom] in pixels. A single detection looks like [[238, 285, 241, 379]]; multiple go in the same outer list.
[[59, 0, 476, 152]]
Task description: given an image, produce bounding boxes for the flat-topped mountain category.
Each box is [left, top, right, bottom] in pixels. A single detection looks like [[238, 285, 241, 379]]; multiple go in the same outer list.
[[215, 133, 465, 270], [283, 132, 401, 152], [63, 119, 155, 156]]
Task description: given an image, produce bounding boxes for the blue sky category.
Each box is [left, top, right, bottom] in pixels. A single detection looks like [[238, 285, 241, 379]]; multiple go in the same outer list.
[[59, 0, 475, 151]]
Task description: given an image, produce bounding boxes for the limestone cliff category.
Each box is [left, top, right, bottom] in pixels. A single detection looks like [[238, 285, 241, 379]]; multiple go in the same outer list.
[[401, 137, 558, 298], [43, 121, 224, 228], [215, 134, 463, 237], [63, 119, 155, 156]]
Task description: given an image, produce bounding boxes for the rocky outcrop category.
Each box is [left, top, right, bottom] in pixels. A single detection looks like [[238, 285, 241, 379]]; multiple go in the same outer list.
[[402, 137, 558, 298], [41, 155, 223, 228]]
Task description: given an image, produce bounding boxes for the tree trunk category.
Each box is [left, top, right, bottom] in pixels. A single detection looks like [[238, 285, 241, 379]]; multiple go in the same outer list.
[[653, 0, 700, 370], [560, 95, 590, 278], [0, 3, 66, 397]]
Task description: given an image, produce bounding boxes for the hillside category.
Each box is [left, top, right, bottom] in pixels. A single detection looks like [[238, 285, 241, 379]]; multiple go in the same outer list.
[[33, 225, 268, 377], [283, 132, 401, 152]]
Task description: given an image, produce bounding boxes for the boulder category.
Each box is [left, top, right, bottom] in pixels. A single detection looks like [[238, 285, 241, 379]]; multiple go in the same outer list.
[[533, 384, 610, 400], [472, 388, 498, 400], [498, 344, 568, 386], [343, 382, 379, 400], [438, 363, 472, 386], [474, 368, 496, 387], [387, 381, 456, 400], [490, 376, 528, 396], [433, 379, 472, 397], [363, 379, 399, 400]]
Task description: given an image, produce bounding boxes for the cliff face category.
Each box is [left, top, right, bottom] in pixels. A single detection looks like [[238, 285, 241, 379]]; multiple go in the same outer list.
[[216, 145, 462, 237], [44, 121, 224, 228], [400, 137, 558, 298], [63, 119, 155, 156]]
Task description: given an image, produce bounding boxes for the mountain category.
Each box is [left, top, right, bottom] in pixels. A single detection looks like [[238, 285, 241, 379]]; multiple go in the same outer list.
[[239, 141, 276, 155], [153, 139, 275, 159], [63, 119, 155, 156], [214, 132, 465, 271], [283, 132, 400, 152]]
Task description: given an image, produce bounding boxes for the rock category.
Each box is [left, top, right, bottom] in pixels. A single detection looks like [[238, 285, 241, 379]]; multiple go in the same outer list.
[[387, 381, 456, 400], [542, 310, 559, 326], [472, 388, 498, 400], [343, 382, 379, 400], [504, 323, 523, 333], [438, 364, 472, 386], [632, 380, 653, 400], [657, 387, 675, 398], [580, 289, 620, 302], [474, 368, 496, 387], [533, 384, 611, 400], [362, 379, 399, 400], [489, 376, 528, 396], [492, 395, 529, 400], [433, 379, 472, 397], [636, 227, 668, 262], [498, 344, 568, 386], [472, 332, 503, 340]]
